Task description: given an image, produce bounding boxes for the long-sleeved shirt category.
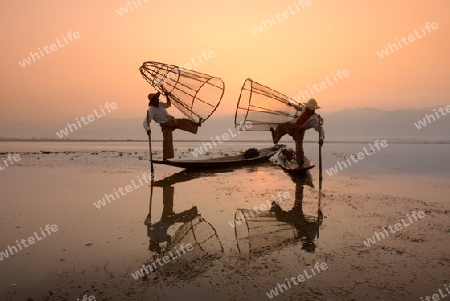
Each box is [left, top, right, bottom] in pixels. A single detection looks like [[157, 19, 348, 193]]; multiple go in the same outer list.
[[142, 103, 171, 131], [290, 104, 325, 141]]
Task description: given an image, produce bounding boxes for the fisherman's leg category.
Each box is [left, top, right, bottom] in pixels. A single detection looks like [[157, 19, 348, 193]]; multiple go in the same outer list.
[[169, 207, 198, 223], [294, 129, 305, 166], [271, 208, 291, 223], [271, 122, 295, 144], [161, 125, 175, 160], [173, 118, 199, 134], [161, 186, 175, 219], [292, 182, 305, 213]]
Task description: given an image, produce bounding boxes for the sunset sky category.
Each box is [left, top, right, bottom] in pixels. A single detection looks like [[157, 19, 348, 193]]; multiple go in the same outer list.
[[0, 0, 449, 123]]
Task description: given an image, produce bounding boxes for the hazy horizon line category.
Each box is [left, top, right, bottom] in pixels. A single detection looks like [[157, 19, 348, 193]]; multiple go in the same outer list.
[[0, 139, 449, 145]]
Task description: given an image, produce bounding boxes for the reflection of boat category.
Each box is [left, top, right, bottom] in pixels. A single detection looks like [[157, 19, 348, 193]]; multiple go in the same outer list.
[[152, 145, 284, 170], [235, 172, 323, 255], [152, 169, 226, 187]]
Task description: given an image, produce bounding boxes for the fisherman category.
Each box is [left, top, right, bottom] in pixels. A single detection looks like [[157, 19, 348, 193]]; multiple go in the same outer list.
[[144, 185, 198, 252], [143, 91, 201, 160], [270, 98, 324, 167], [270, 179, 323, 253]]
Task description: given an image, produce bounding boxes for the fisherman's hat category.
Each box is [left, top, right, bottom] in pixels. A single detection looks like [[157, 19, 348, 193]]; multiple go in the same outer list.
[[303, 99, 320, 110], [148, 92, 161, 101]]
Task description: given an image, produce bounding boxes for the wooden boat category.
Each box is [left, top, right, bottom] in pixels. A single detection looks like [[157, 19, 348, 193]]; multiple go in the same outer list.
[[152, 145, 284, 170], [272, 150, 315, 175]]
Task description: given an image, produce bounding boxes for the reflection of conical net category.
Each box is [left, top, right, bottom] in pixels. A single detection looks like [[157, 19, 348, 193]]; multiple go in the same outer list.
[[140, 61, 225, 123], [235, 78, 301, 131], [235, 209, 297, 255], [146, 215, 224, 279]]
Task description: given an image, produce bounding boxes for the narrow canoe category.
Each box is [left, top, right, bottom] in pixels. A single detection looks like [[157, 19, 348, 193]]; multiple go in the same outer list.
[[273, 153, 315, 175], [152, 145, 285, 170]]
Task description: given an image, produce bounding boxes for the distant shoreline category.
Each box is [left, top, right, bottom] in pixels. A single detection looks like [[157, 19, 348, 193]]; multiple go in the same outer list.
[[0, 139, 449, 145]]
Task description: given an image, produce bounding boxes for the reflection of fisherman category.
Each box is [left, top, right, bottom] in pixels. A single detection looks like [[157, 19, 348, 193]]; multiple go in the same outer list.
[[270, 99, 324, 167], [144, 186, 198, 252], [270, 181, 323, 252], [143, 91, 201, 160]]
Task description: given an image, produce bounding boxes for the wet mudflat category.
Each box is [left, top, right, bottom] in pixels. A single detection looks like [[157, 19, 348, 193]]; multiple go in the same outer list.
[[0, 142, 449, 300]]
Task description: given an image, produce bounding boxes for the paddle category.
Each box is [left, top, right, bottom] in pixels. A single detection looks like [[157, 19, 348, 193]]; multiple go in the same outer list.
[[147, 109, 155, 178], [318, 114, 323, 221], [145, 128, 154, 227], [144, 182, 153, 223], [148, 133, 154, 177], [318, 114, 323, 191], [145, 130, 154, 228]]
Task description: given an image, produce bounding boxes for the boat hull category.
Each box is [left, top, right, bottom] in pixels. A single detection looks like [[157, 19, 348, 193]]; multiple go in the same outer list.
[[152, 145, 284, 170]]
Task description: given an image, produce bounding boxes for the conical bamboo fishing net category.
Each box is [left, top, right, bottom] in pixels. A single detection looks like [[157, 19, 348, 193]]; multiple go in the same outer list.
[[235, 78, 302, 131], [140, 61, 225, 123]]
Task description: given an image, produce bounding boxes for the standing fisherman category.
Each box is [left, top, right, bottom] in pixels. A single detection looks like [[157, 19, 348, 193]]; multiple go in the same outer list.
[[143, 91, 201, 160], [270, 98, 324, 167]]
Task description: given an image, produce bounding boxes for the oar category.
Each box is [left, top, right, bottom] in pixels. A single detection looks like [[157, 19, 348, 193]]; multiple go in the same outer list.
[[147, 110, 155, 178], [316, 114, 323, 237], [148, 133, 154, 177], [145, 129, 154, 228], [318, 114, 323, 191], [144, 182, 153, 226], [318, 114, 323, 219]]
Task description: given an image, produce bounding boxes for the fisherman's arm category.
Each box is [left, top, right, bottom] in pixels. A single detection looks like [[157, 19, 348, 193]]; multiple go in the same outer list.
[[162, 89, 171, 107], [301, 116, 325, 144], [287, 102, 302, 111], [143, 111, 151, 135], [314, 115, 325, 146]]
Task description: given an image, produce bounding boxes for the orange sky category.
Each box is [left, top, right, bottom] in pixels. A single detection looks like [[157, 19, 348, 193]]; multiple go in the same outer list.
[[0, 0, 449, 122]]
